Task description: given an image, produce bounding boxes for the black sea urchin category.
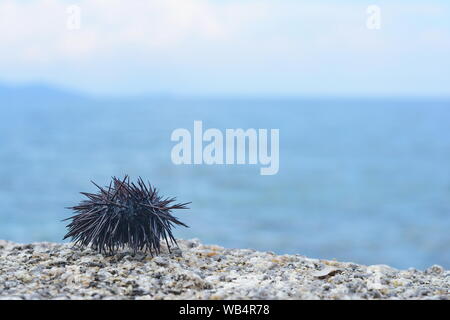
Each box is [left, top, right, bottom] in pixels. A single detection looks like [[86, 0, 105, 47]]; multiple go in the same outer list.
[[63, 176, 189, 255]]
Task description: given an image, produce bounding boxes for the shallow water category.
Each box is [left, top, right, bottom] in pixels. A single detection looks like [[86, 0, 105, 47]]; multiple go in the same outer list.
[[1, 91, 449, 269]]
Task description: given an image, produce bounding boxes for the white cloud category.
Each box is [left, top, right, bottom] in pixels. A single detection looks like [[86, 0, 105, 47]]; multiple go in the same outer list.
[[0, 0, 449, 96]]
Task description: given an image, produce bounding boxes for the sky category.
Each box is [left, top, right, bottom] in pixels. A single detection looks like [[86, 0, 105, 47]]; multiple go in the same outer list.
[[0, 0, 449, 98]]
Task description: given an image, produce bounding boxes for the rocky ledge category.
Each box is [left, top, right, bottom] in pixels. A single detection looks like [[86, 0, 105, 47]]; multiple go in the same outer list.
[[0, 239, 448, 300]]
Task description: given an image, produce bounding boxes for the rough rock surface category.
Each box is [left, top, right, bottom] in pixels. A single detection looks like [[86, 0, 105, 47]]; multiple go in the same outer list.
[[0, 239, 448, 300]]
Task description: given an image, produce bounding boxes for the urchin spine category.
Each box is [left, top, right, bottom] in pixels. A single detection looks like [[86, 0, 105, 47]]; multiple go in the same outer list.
[[63, 176, 189, 255]]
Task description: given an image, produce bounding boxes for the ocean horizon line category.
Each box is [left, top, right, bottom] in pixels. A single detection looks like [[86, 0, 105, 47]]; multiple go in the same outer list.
[[2, 82, 450, 103]]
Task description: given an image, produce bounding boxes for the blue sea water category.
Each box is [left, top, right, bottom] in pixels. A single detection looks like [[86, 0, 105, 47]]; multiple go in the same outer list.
[[1, 89, 449, 269]]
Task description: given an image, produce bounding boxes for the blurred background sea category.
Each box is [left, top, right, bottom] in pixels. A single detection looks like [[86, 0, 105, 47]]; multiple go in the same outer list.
[[1, 85, 449, 270]]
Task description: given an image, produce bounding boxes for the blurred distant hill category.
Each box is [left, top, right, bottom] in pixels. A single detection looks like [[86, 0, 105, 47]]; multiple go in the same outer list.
[[0, 83, 178, 107], [0, 83, 91, 106]]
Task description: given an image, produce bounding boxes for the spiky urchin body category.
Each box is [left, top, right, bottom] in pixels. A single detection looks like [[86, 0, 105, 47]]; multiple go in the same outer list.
[[63, 176, 189, 255]]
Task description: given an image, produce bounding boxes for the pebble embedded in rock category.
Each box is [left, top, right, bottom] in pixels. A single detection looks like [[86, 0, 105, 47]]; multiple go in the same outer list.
[[0, 239, 448, 300]]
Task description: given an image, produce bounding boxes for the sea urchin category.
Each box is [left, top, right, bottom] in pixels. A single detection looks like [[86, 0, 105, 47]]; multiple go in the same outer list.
[[63, 176, 189, 255]]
